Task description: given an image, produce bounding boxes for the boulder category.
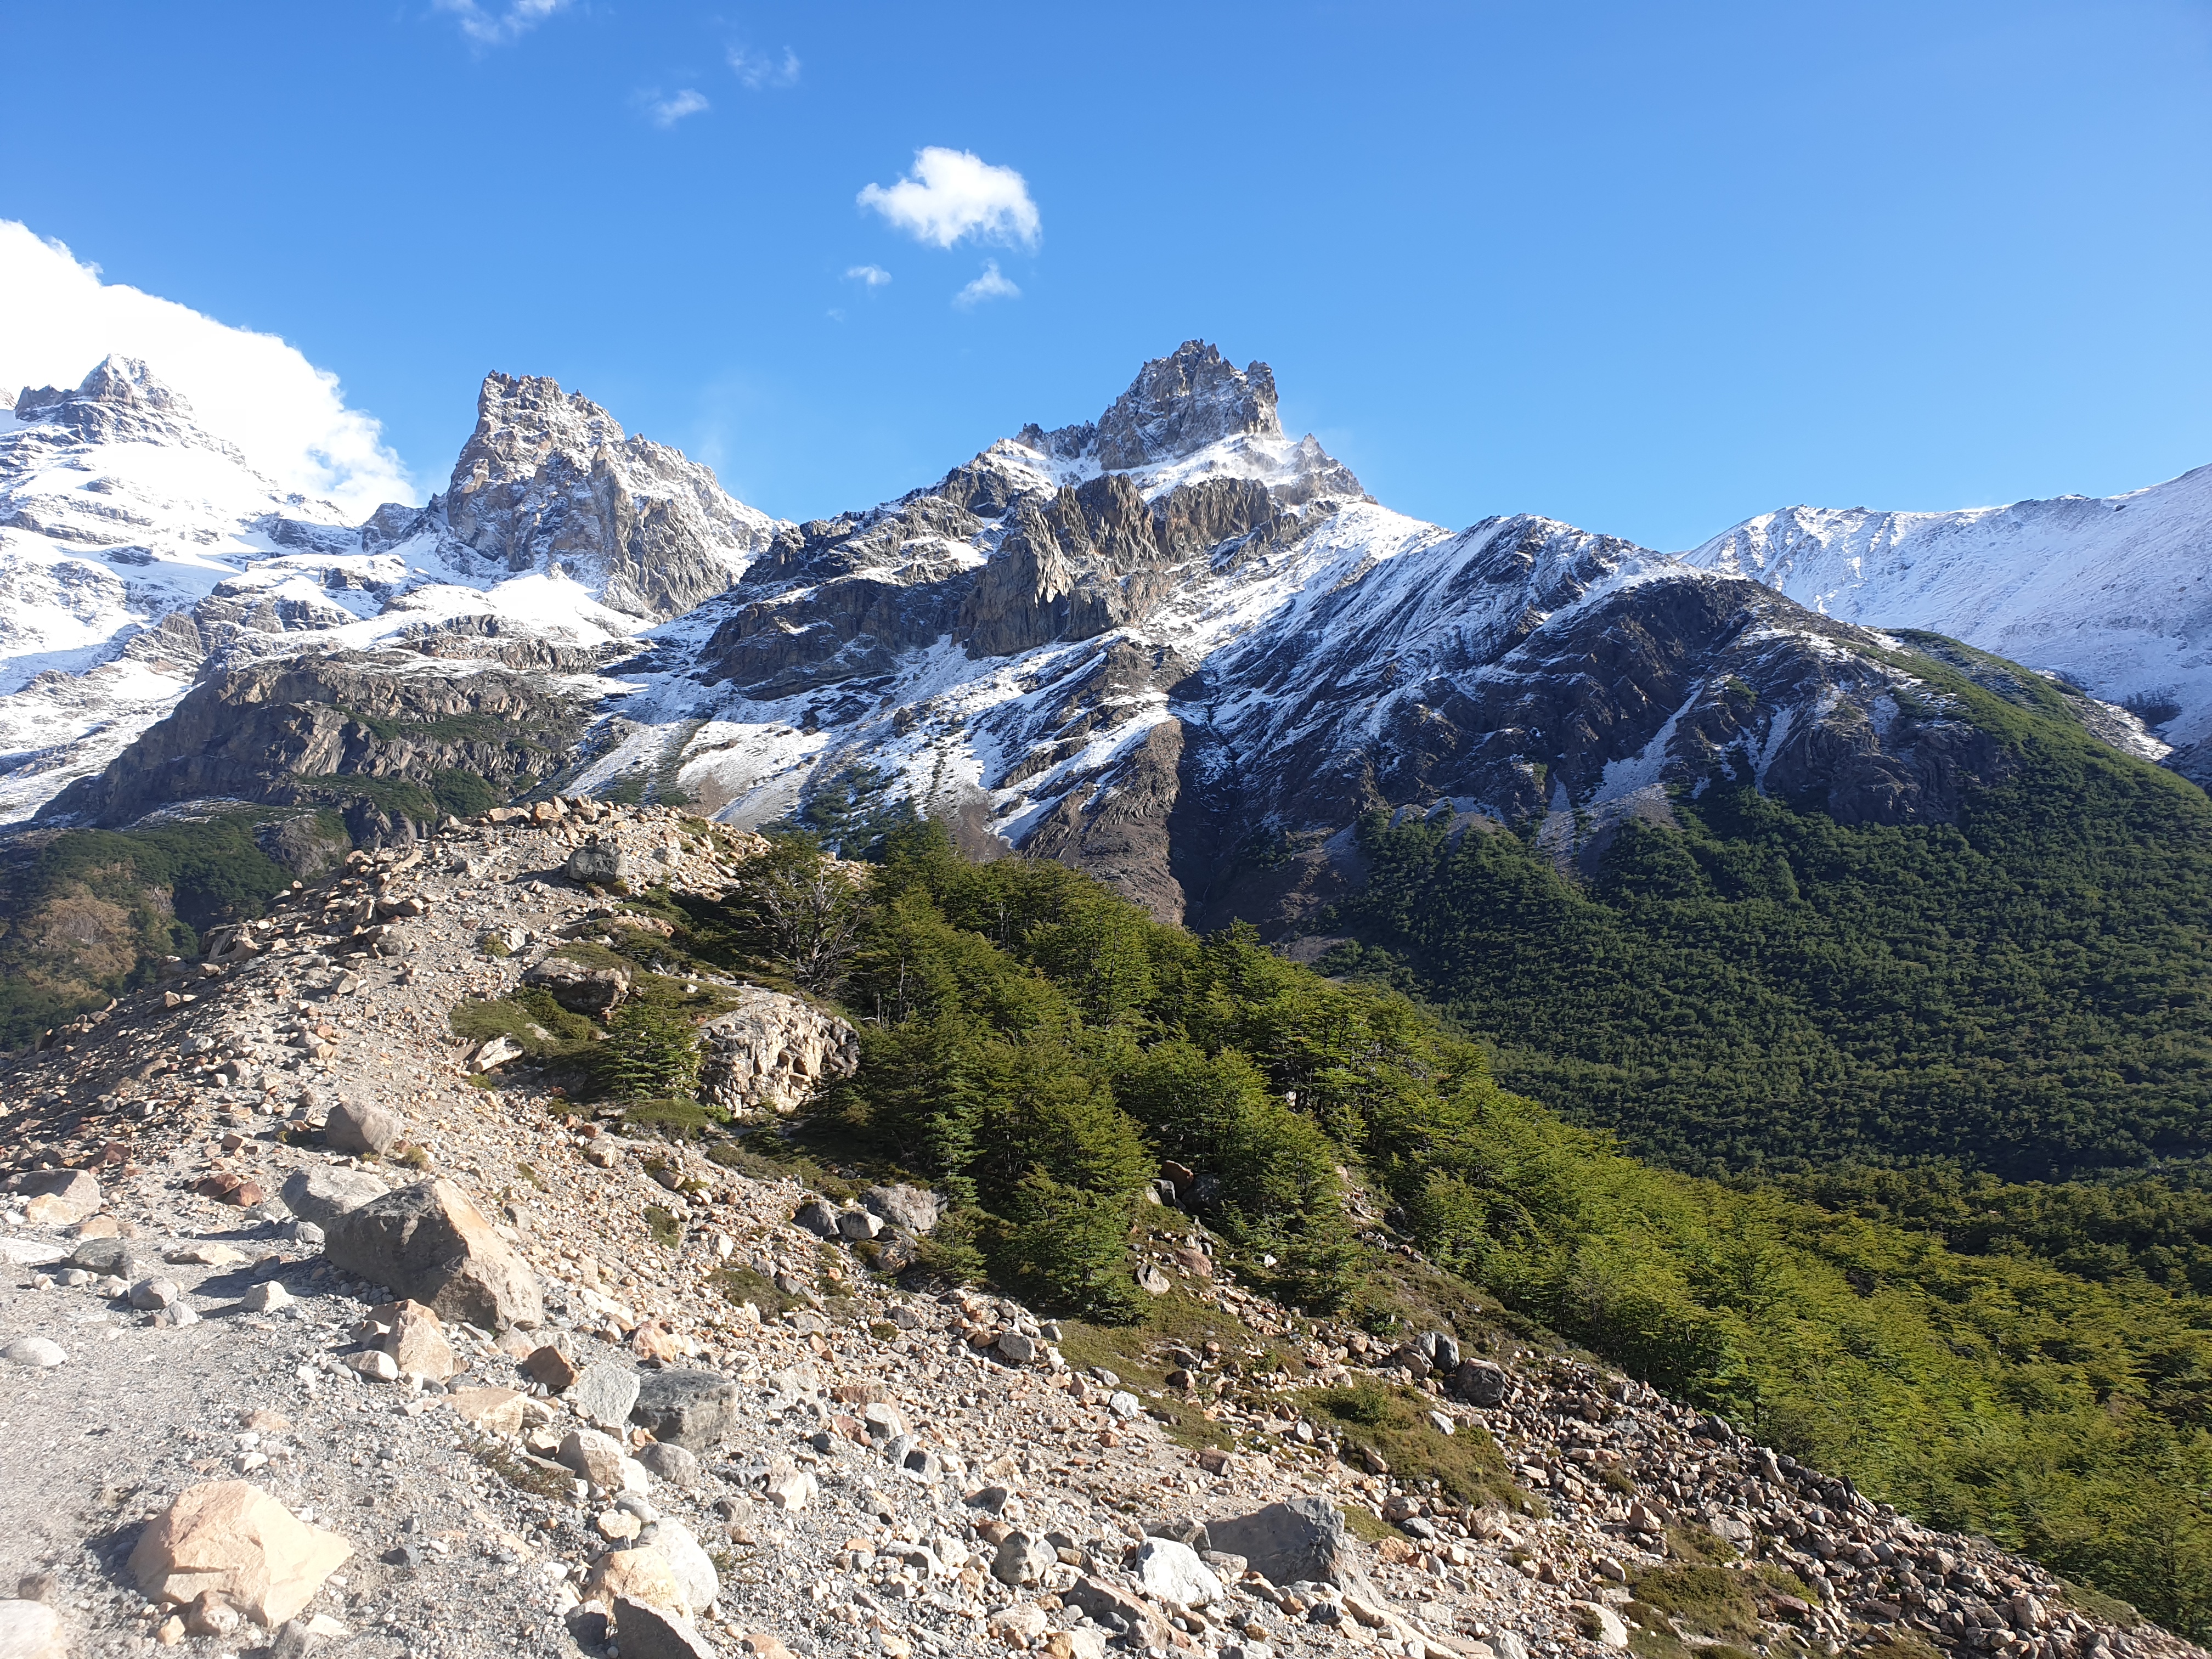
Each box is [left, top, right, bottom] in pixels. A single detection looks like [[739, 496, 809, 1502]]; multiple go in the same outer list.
[[16, 1170, 100, 1225], [836, 1208, 882, 1240], [1205, 1497, 1372, 1595], [1135, 1538, 1222, 1607], [522, 955, 631, 1016], [447, 1388, 530, 1434], [631, 1369, 740, 1449], [564, 837, 631, 886], [557, 1429, 633, 1489], [860, 1183, 942, 1235], [128, 1482, 352, 1627], [68, 1236, 151, 1279], [320, 1178, 543, 1330], [278, 1166, 388, 1227], [584, 1548, 686, 1617], [368, 1300, 456, 1380], [1573, 1602, 1632, 1649], [572, 1363, 641, 1431], [637, 1442, 702, 1488], [696, 989, 859, 1116], [526, 1344, 580, 1391], [992, 1531, 1055, 1586], [792, 1199, 842, 1239], [654, 1519, 720, 1613], [1449, 1359, 1509, 1408], [611, 1596, 714, 1659], [0, 1600, 65, 1658], [324, 1098, 405, 1158], [1062, 1578, 1173, 1649]]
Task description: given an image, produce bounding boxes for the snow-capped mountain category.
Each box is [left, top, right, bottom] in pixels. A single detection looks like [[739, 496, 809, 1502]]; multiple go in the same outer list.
[[11, 340, 2179, 930], [0, 359, 783, 823], [1681, 466, 2212, 777]]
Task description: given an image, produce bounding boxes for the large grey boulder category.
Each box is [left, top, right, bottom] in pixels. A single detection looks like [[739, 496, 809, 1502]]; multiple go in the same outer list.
[[861, 1183, 942, 1235], [564, 837, 631, 886], [279, 1165, 390, 1226], [324, 1097, 405, 1157], [321, 1177, 543, 1330], [631, 1370, 740, 1449], [1449, 1359, 1509, 1407], [1205, 1497, 1372, 1594]]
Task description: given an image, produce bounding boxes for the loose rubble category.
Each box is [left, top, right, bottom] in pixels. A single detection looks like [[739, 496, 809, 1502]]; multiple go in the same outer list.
[[0, 799, 2199, 1659]]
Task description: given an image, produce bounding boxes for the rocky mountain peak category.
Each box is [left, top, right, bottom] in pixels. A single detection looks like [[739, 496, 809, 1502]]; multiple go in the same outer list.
[[436, 370, 780, 623], [1092, 340, 1281, 470], [1015, 340, 1284, 473], [7, 354, 237, 455]]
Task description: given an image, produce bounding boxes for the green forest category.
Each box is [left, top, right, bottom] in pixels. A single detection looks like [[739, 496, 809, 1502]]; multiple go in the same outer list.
[[1318, 651, 2212, 1183], [568, 821, 2212, 1638]]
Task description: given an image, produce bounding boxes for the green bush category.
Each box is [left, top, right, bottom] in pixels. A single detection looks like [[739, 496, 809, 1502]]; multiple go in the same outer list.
[[595, 1001, 703, 1102]]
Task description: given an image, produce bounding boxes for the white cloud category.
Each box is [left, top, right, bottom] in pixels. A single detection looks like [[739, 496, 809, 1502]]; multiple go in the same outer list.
[[728, 45, 800, 89], [953, 261, 1022, 309], [844, 264, 892, 287], [0, 222, 416, 517], [858, 148, 1041, 250], [435, 0, 567, 46], [645, 89, 710, 128]]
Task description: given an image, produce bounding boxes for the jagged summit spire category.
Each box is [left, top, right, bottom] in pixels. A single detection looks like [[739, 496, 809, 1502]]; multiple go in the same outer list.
[[1017, 340, 1284, 472], [8, 354, 229, 453]]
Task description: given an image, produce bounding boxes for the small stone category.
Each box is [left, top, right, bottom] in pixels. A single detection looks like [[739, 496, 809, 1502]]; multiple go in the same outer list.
[[129, 1277, 183, 1310], [737, 1635, 794, 1659], [764, 1469, 816, 1511], [2, 1338, 66, 1369], [1138, 1265, 1171, 1296], [242, 1282, 295, 1313], [165, 1243, 246, 1267], [346, 1350, 399, 1382], [374, 1300, 458, 1380], [184, 1589, 243, 1636], [1108, 1390, 1142, 1419]]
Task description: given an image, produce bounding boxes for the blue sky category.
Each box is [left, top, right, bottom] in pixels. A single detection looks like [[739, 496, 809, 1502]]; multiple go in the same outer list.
[[3, 1, 2209, 548]]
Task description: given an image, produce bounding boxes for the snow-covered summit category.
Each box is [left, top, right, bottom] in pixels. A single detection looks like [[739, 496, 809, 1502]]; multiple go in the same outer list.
[[1682, 462, 2212, 767]]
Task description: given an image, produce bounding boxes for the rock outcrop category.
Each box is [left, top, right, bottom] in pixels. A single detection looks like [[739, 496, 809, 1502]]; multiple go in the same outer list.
[[696, 989, 859, 1116]]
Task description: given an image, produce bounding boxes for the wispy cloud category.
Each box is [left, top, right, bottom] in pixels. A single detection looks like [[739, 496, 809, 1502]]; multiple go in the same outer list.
[[844, 264, 891, 287], [859, 148, 1041, 250], [728, 45, 800, 89], [644, 89, 710, 128], [953, 261, 1021, 309], [435, 0, 567, 46]]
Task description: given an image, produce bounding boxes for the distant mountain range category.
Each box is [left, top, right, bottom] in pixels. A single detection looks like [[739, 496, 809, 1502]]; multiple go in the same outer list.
[[5, 340, 2196, 926]]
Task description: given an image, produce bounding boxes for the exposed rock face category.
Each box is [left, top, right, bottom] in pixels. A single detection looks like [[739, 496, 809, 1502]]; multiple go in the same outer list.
[[38, 650, 585, 828], [441, 372, 777, 622], [696, 988, 860, 1116]]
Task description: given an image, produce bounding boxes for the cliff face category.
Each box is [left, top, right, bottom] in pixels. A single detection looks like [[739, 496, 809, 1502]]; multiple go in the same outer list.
[[41, 651, 584, 829]]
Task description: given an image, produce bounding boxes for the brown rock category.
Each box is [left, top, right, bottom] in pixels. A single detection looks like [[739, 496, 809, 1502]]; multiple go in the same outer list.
[[183, 1590, 242, 1637], [74, 1214, 122, 1239], [583, 1548, 687, 1617], [630, 1319, 680, 1363], [737, 1636, 794, 1659], [448, 1387, 530, 1434], [526, 1344, 580, 1391], [129, 1481, 352, 1627], [18, 1170, 101, 1224], [321, 1178, 543, 1330], [368, 1300, 457, 1380]]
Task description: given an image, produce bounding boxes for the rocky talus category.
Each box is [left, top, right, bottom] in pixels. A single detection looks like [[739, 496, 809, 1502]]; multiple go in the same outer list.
[[0, 804, 2196, 1659]]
